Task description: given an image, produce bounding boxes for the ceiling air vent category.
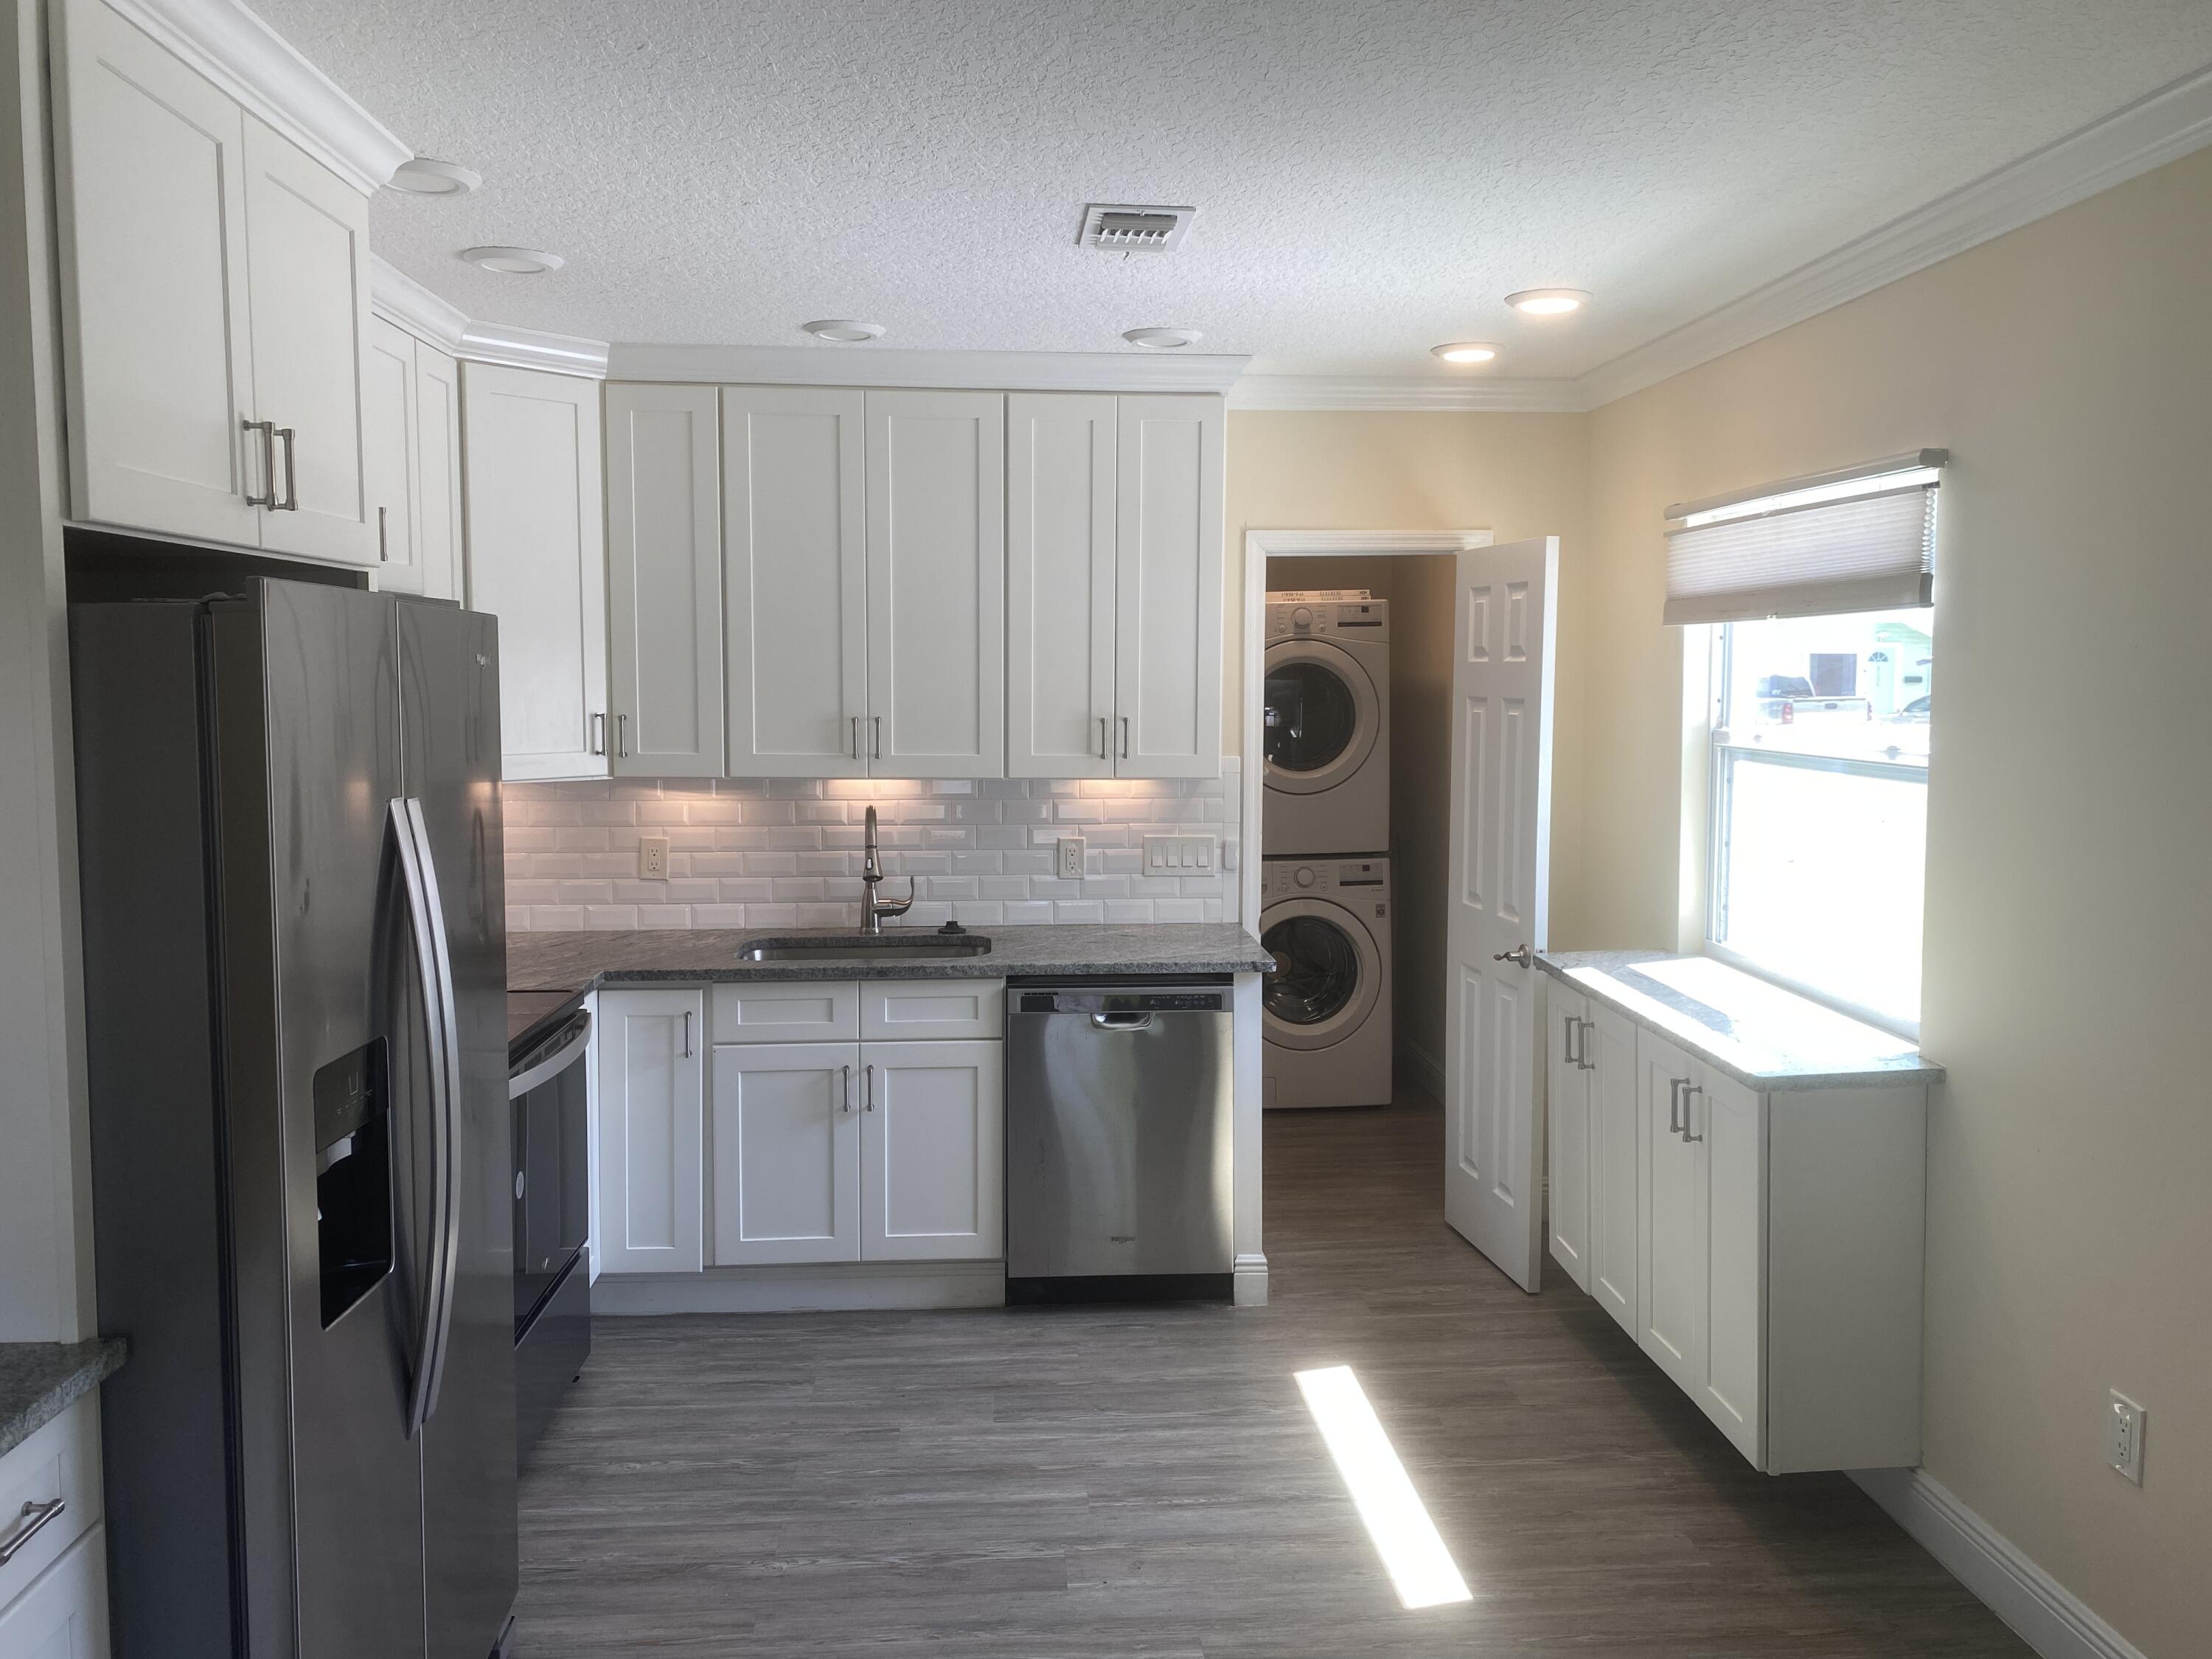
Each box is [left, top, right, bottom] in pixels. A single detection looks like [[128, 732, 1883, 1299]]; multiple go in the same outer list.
[[1079, 203, 1196, 254]]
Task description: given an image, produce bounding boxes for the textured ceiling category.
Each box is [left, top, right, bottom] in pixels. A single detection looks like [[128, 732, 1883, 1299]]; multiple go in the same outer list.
[[254, 0, 2212, 380]]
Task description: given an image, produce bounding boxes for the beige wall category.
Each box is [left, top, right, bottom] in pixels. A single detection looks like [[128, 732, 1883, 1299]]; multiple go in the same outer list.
[[1584, 147, 2212, 1654], [1226, 410, 1594, 942]]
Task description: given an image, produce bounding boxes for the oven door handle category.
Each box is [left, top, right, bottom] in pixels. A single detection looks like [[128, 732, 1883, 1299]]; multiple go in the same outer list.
[[509, 1012, 593, 1101]]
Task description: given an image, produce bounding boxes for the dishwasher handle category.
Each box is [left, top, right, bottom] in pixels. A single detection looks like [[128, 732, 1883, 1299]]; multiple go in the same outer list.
[[1089, 1011, 1155, 1032]]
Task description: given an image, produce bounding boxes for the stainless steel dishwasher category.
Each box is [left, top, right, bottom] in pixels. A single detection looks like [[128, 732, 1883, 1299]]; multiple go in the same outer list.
[[1005, 980, 1235, 1302]]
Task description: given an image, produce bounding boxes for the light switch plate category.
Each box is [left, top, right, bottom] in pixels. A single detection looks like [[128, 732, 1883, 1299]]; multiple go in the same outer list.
[[639, 836, 670, 880], [1142, 834, 1217, 875], [1057, 836, 1086, 880]]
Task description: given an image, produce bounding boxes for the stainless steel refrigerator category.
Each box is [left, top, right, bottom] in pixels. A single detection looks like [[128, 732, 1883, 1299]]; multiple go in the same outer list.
[[71, 579, 518, 1659]]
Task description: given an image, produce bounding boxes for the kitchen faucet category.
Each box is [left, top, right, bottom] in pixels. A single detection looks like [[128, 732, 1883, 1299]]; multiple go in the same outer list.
[[858, 805, 914, 934]]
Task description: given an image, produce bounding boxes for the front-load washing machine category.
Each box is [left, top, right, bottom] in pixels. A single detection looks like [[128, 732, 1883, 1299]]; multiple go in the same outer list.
[[1263, 595, 1388, 856], [1260, 856, 1392, 1109]]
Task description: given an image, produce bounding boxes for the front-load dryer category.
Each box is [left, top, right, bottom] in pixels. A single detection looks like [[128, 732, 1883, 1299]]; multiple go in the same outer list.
[[1263, 595, 1388, 856], [1260, 856, 1392, 1110]]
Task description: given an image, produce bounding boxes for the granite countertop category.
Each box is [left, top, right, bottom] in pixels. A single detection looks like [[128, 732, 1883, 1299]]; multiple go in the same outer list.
[[1537, 949, 1944, 1092], [509, 923, 1275, 995], [1, 1338, 126, 1458]]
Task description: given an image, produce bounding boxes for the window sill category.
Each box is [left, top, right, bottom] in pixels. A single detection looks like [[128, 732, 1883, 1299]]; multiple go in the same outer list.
[[1700, 940, 1920, 1043]]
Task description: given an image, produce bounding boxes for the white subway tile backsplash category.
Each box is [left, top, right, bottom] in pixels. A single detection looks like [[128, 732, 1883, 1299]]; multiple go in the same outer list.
[[503, 762, 1239, 931]]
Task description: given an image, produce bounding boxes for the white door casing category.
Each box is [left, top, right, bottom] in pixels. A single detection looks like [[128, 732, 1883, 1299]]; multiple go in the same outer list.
[[1007, 392, 1117, 779], [595, 990, 705, 1274], [1442, 537, 1558, 1292], [865, 390, 1005, 778], [723, 387, 868, 776], [710, 1042, 862, 1266], [606, 383, 724, 776]]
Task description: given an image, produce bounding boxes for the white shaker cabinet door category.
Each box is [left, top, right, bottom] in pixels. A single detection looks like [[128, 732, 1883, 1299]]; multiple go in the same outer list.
[[1585, 1004, 1641, 1335], [0, 1525, 109, 1658], [606, 383, 724, 776], [1113, 394, 1222, 779], [1696, 1065, 1766, 1465], [363, 316, 420, 588], [723, 388, 869, 776], [1544, 986, 1592, 1292], [865, 391, 1005, 779], [412, 342, 465, 600], [1640, 1031, 1707, 1398], [240, 116, 374, 566], [710, 1043, 862, 1266], [52, 0, 260, 546], [1006, 393, 1117, 779], [462, 363, 608, 779], [860, 1040, 1004, 1262], [595, 990, 706, 1274]]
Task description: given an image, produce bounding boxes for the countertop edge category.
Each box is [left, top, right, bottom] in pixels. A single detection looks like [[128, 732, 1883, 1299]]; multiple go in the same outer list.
[[1536, 951, 1946, 1092], [0, 1336, 128, 1458]]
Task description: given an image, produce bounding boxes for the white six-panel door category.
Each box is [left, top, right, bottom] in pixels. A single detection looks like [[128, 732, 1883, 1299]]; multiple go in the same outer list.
[[596, 990, 705, 1274], [861, 1040, 1004, 1262], [723, 387, 869, 777], [462, 362, 608, 779], [239, 115, 373, 565], [866, 391, 1005, 778], [1113, 395, 1222, 779], [1442, 538, 1559, 1292], [710, 1043, 861, 1265], [1007, 393, 1117, 779], [607, 383, 725, 776], [1586, 1004, 1641, 1331], [1545, 987, 1592, 1290], [52, 0, 260, 546]]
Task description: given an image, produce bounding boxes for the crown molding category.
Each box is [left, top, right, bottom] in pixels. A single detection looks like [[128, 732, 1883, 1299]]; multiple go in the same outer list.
[[102, 0, 411, 195], [369, 256, 466, 352], [369, 258, 610, 377], [1577, 58, 2212, 408], [1228, 373, 1585, 414], [604, 341, 1249, 394]]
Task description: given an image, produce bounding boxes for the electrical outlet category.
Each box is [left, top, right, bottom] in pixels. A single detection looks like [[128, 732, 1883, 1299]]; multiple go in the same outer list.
[[639, 836, 670, 880], [2108, 1391, 2146, 1485], [1057, 835, 1086, 880]]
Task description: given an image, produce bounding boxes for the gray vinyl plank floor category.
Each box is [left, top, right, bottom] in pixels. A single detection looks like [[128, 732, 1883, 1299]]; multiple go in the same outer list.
[[510, 1094, 2028, 1658]]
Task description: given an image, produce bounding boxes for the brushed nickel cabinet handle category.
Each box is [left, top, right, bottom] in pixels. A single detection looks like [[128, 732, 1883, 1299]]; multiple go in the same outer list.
[[1668, 1077, 1684, 1137], [1119, 714, 1130, 759], [864, 1062, 875, 1111], [378, 504, 389, 561], [1099, 715, 1109, 760], [681, 1009, 692, 1058], [0, 1498, 66, 1565], [851, 714, 860, 759], [243, 418, 276, 507], [591, 712, 606, 756], [841, 1063, 853, 1113], [872, 714, 883, 760], [275, 427, 299, 510], [616, 713, 630, 759], [1680, 1082, 1704, 1144], [1579, 1019, 1597, 1071]]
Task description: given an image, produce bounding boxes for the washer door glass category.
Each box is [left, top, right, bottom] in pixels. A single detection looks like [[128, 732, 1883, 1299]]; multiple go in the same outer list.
[[1263, 913, 1362, 1024], [1263, 640, 1380, 796]]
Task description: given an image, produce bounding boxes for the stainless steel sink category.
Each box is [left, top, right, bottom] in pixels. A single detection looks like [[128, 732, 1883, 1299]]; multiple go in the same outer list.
[[737, 933, 994, 963]]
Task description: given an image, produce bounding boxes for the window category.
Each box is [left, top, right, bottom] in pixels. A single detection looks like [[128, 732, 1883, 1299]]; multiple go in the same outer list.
[[1707, 607, 1933, 1031]]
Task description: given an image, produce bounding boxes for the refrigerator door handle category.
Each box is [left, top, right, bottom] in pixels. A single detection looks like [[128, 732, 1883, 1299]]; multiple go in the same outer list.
[[389, 797, 462, 1438]]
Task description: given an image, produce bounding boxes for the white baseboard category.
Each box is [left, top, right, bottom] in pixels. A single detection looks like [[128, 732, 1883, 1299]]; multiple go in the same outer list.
[[1234, 1253, 1270, 1307], [594, 1261, 1006, 1314], [1397, 1038, 1446, 1105], [1851, 1469, 2147, 1659]]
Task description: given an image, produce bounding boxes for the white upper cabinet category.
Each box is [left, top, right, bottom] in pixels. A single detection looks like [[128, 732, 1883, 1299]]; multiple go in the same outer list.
[[866, 391, 1005, 779], [1006, 393, 1117, 779], [363, 317, 420, 586], [723, 387, 869, 777], [52, 0, 372, 564], [412, 343, 464, 601], [1114, 395, 1224, 778], [239, 116, 373, 563], [462, 364, 608, 780], [606, 384, 724, 776]]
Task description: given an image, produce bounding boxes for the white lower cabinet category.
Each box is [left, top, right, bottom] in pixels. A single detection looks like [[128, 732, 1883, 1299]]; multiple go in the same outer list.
[[1548, 978, 1927, 1474], [594, 989, 705, 1274], [0, 1526, 108, 1659], [712, 1042, 862, 1265], [0, 1394, 107, 1658], [861, 1040, 1004, 1262]]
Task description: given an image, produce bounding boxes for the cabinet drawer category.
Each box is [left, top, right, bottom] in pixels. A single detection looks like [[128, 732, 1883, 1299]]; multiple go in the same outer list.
[[860, 978, 1004, 1042], [711, 979, 860, 1043], [0, 1396, 101, 1608], [0, 1521, 108, 1655]]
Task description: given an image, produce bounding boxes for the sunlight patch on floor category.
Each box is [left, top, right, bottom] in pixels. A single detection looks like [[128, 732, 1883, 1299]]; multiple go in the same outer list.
[[1293, 1365, 1472, 1610]]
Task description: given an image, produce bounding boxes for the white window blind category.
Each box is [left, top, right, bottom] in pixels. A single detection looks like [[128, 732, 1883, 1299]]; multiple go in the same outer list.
[[1663, 452, 1944, 626]]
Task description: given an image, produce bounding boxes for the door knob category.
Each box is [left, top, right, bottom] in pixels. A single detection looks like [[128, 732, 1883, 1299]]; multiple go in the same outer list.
[[1492, 944, 1532, 968]]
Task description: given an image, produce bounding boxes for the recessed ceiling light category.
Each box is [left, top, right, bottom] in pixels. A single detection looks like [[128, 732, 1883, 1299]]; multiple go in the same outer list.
[[1430, 341, 1500, 364], [1124, 327, 1201, 349], [390, 157, 481, 196], [1506, 288, 1590, 316], [801, 319, 886, 343], [461, 246, 563, 275]]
